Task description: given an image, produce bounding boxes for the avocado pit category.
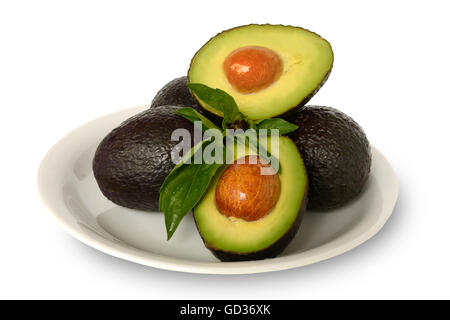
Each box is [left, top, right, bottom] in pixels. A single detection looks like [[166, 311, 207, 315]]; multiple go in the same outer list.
[[223, 46, 283, 94], [215, 155, 280, 221]]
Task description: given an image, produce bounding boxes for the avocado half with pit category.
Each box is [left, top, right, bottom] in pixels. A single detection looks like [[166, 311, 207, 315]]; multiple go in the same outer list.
[[188, 24, 333, 120], [194, 136, 308, 261]]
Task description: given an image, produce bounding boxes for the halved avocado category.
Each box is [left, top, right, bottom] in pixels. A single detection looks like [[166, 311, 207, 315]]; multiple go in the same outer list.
[[194, 136, 308, 261], [188, 24, 333, 120]]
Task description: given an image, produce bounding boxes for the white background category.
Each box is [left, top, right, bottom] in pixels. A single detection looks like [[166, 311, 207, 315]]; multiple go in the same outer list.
[[1, 0, 449, 299]]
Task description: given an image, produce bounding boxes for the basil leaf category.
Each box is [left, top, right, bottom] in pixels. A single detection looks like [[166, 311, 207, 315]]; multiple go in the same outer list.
[[175, 107, 220, 132], [160, 161, 222, 240], [187, 83, 242, 128], [159, 137, 225, 240], [247, 119, 258, 130], [256, 118, 299, 135], [159, 138, 211, 194]]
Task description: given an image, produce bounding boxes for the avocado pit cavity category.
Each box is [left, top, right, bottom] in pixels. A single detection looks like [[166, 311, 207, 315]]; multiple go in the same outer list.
[[215, 155, 280, 221], [223, 46, 283, 94]]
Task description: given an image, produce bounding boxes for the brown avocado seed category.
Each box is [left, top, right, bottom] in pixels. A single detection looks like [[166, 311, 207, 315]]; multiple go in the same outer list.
[[223, 46, 283, 94], [215, 155, 281, 221]]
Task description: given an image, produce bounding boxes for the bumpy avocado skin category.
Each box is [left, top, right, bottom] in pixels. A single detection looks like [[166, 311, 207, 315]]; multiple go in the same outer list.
[[284, 106, 371, 210], [151, 76, 221, 125], [93, 106, 195, 211], [204, 188, 308, 262]]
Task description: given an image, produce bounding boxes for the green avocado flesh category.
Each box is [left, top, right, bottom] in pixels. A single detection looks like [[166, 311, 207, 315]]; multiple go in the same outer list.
[[188, 24, 333, 120], [194, 136, 308, 260]]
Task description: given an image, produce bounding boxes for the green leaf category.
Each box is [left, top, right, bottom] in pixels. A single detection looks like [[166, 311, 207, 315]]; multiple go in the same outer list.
[[159, 138, 225, 240], [175, 107, 220, 132], [187, 83, 242, 129], [256, 118, 299, 135], [159, 138, 211, 194], [247, 119, 258, 130], [160, 162, 222, 240]]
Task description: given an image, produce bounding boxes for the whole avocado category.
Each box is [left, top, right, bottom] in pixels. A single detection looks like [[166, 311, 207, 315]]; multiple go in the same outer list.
[[284, 106, 371, 210], [151, 76, 221, 125], [93, 106, 195, 211]]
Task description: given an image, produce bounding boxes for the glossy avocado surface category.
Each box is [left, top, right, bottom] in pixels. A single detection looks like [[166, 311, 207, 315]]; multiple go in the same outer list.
[[188, 24, 334, 120], [284, 106, 371, 210], [194, 136, 308, 261], [151, 76, 221, 125], [93, 105, 195, 211]]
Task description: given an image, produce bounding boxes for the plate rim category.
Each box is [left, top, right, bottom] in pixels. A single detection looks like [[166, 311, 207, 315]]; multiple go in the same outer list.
[[37, 105, 399, 275]]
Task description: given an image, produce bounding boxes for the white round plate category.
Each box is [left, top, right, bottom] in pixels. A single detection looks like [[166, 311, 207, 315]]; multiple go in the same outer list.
[[38, 105, 398, 274]]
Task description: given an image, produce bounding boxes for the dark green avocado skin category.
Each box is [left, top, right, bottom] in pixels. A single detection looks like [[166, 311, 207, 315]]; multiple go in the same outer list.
[[200, 182, 308, 262], [284, 106, 371, 210], [151, 76, 221, 125], [93, 106, 195, 211]]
